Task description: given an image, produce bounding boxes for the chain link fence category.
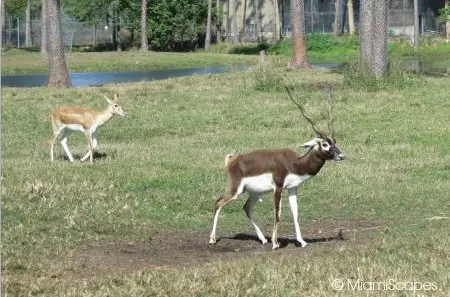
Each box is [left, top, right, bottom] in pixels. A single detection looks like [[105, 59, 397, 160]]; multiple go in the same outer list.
[[2, 15, 113, 50], [231, 0, 444, 43]]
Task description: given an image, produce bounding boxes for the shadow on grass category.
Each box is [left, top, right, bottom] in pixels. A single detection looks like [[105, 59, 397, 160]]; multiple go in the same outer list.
[[62, 151, 109, 162], [224, 231, 345, 249]]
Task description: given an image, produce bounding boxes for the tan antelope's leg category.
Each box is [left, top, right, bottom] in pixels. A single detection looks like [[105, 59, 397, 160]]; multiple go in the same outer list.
[[84, 131, 94, 164], [50, 128, 62, 162], [60, 130, 75, 162], [81, 132, 97, 162]]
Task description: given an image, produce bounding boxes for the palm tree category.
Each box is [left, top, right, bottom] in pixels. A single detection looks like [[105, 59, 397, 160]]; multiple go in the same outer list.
[[141, 0, 148, 50], [347, 0, 355, 35], [413, 0, 419, 50], [274, 0, 280, 41], [205, 0, 213, 50], [333, 0, 342, 36], [446, 0, 450, 41], [46, 0, 71, 87], [26, 0, 32, 47], [289, 0, 310, 68], [41, 0, 47, 53], [359, 0, 389, 78]]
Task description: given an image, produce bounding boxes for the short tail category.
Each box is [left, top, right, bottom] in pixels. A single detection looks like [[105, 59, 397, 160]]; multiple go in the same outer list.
[[224, 152, 239, 167]]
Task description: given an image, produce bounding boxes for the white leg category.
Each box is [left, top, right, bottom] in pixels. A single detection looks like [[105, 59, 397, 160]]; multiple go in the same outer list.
[[271, 187, 283, 249], [243, 194, 267, 244], [209, 185, 244, 244], [81, 132, 97, 162], [50, 129, 62, 162], [288, 188, 307, 247], [60, 131, 75, 162]]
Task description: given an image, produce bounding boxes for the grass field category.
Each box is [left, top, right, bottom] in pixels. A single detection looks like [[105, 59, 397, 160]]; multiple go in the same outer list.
[[1, 49, 258, 75], [2, 63, 449, 296]]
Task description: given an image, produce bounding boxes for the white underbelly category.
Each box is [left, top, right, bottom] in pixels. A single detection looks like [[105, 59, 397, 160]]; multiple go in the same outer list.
[[283, 173, 312, 189], [239, 173, 312, 194], [64, 124, 85, 133], [241, 173, 275, 193]]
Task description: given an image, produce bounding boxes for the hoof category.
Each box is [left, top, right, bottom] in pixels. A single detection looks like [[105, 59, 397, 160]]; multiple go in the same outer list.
[[295, 240, 308, 248], [272, 243, 280, 250], [261, 238, 268, 244], [209, 238, 216, 244]]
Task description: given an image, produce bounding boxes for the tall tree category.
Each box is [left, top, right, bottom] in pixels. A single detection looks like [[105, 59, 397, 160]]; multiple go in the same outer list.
[[255, 0, 261, 42], [413, 0, 419, 50], [446, 0, 450, 41], [333, 0, 342, 36], [46, 0, 71, 87], [205, 0, 212, 49], [41, 0, 47, 53], [289, 0, 309, 68], [347, 0, 355, 35], [216, 0, 221, 41], [360, 0, 389, 78], [25, 0, 32, 47], [230, 0, 237, 43], [141, 0, 148, 50], [274, 0, 280, 41]]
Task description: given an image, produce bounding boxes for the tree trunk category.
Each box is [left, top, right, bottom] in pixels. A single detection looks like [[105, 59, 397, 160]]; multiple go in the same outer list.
[[216, 0, 221, 41], [289, 0, 310, 68], [231, 0, 237, 43], [1, 0, 4, 51], [141, 0, 148, 50], [372, 0, 389, 77], [239, 0, 247, 42], [274, 0, 280, 41], [446, 0, 449, 41], [224, 0, 229, 41], [41, 0, 47, 53], [255, 0, 261, 42], [25, 0, 32, 47], [347, 0, 355, 35], [333, 0, 342, 36], [359, 0, 374, 68], [46, 0, 71, 87], [205, 0, 213, 49], [413, 0, 419, 50], [359, 0, 389, 78]]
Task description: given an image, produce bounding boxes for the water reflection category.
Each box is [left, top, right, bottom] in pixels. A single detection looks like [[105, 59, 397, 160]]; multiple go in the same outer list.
[[1, 60, 448, 88], [1, 66, 248, 88]]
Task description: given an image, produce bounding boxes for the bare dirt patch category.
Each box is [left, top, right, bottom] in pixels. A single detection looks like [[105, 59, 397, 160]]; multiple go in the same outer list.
[[69, 218, 387, 278]]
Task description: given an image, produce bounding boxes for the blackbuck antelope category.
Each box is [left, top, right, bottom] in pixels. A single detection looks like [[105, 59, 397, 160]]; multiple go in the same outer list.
[[50, 94, 127, 163], [209, 87, 345, 249]]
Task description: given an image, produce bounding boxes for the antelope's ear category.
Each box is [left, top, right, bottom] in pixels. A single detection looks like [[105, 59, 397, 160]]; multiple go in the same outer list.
[[302, 138, 321, 148], [113, 94, 119, 102]]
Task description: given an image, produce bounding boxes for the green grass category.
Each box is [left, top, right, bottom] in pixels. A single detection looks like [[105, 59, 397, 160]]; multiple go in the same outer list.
[[2, 63, 449, 296], [211, 34, 450, 65], [1, 49, 258, 75]]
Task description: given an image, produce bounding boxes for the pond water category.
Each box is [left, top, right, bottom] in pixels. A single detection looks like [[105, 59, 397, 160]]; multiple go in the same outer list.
[[1, 66, 248, 88], [1, 60, 448, 88]]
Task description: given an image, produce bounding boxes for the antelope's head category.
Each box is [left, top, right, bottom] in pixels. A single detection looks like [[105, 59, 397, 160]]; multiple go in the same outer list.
[[285, 86, 345, 162], [103, 94, 128, 117]]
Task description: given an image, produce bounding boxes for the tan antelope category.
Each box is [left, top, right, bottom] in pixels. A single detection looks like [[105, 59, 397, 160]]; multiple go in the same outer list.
[[209, 87, 345, 249], [50, 94, 127, 163]]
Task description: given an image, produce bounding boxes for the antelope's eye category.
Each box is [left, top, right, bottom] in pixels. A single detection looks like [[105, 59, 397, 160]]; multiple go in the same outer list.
[[114, 104, 119, 108], [322, 142, 329, 148]]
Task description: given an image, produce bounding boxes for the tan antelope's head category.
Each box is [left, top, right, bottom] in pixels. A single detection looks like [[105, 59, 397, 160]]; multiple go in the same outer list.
[[103, 94, 128, 117], [285, 86, 345, 162]]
